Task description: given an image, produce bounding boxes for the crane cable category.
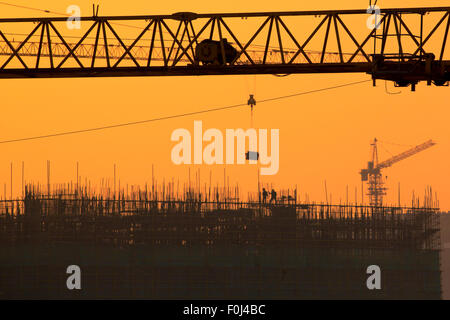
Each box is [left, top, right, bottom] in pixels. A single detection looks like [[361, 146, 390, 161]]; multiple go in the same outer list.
[[379, 143, 394, 158], [0, 1, 169, 32], [0, 79, 371, 145], [249, 75, 256, 128], [0, 1, 53, 14], [384, 80, 401, 95], [378, 140, 413, 148]]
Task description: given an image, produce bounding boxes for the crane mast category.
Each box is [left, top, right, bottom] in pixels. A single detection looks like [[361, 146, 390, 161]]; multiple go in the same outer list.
[[360, 139, 436, 207]]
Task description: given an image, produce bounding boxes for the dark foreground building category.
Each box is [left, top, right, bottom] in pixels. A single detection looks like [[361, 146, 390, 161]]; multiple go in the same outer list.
[[0, 190, 442, 299]]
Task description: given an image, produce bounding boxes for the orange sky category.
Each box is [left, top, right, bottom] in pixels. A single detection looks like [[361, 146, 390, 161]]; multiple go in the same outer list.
[[0, 0, 449, 209]]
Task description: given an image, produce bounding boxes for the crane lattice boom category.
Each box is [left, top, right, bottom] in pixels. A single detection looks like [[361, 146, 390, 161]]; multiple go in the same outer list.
[[377, 140, 436, 169], [0, 6, 449, 89]]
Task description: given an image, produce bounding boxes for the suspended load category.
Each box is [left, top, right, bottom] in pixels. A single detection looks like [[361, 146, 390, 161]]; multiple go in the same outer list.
[[245, 151, 259, 161]]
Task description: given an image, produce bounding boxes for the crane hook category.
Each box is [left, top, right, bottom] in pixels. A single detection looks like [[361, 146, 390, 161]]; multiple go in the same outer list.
[[247, 94, 256, 109]]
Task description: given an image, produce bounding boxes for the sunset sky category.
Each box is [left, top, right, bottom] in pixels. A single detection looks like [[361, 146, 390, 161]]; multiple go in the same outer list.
[[0, 0, 449, 209]]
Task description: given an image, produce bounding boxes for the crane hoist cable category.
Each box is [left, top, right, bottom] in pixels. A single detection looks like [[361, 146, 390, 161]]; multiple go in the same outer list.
[[246, 91, 259, 194], [246, 93, 259, 161]]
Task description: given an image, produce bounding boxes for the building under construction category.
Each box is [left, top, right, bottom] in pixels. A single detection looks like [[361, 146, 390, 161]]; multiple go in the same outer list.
[[0, 183, 441, 299]]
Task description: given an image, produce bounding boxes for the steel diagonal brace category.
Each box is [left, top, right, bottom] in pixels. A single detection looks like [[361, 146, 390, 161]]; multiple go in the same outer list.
[[0, 22, 42, 69]]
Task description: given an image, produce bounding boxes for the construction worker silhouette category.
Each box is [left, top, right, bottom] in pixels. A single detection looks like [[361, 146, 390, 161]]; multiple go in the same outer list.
[[262, 188, 268, 203], [270, 189, 277, 204]]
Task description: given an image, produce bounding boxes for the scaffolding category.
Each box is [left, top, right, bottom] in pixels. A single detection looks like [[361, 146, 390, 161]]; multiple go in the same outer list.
[[0, 185, 442, 299]]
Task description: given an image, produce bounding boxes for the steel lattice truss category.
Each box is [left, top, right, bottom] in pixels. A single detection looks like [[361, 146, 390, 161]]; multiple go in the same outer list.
[[0, 6, 449, 89]]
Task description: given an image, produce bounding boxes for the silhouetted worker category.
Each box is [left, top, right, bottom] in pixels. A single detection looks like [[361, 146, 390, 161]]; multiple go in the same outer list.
[[270, 189, 277, 204], [262, 188, 268, 203]]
